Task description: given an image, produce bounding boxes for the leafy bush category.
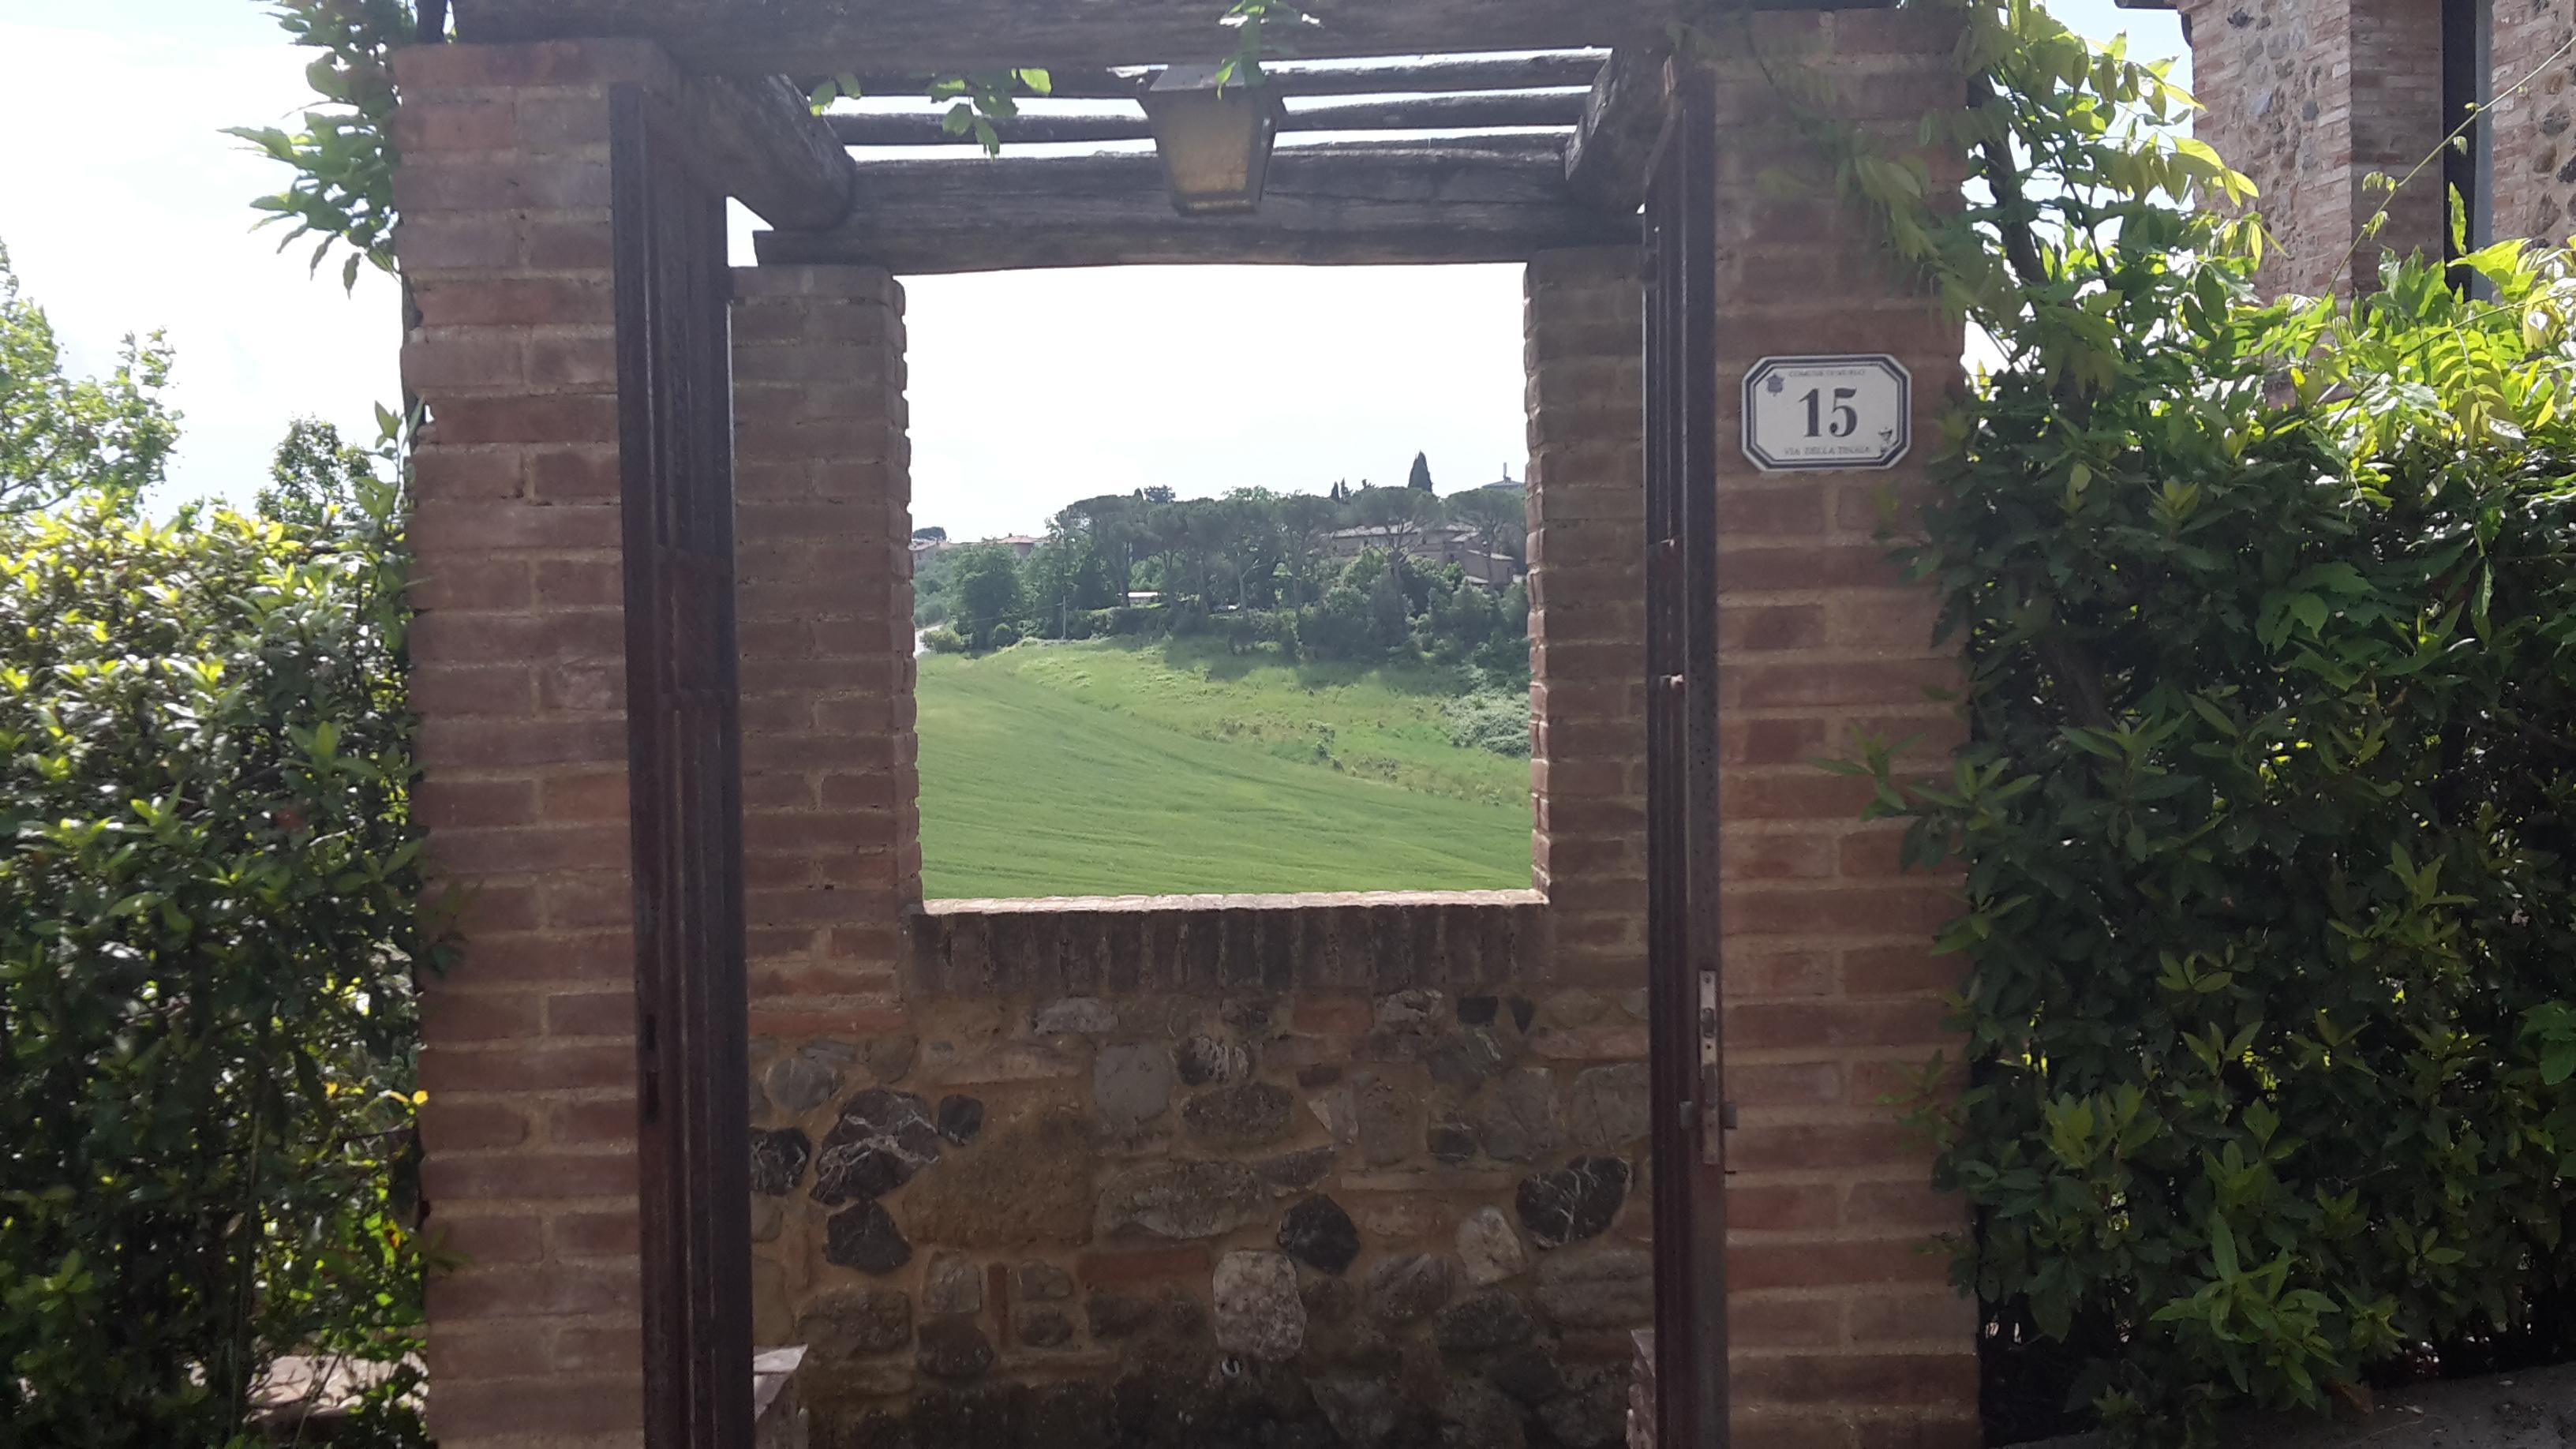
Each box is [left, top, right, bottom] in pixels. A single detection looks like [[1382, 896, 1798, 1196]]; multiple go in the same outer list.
[[0, 484, 438, 1446], [987, 621, 1022, 650], [1827, 18, 2576, 1428], [1441, 689, 1531, 758], [1762, 2, 2576, 1435], [921, 625, 967, 654], [0, 243, 177, 514]]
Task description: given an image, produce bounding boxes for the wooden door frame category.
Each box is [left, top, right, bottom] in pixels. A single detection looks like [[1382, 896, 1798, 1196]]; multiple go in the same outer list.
[[612, 79, 757, 1449], [1643, 62, 1729, 1449]]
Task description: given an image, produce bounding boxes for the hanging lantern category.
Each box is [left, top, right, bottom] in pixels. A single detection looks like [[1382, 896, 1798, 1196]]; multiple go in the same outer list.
[[1138, 62, 1286, 215]]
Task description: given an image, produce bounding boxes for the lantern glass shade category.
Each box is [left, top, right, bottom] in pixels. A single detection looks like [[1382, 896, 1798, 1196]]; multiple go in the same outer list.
[[1140, 63, 1285, 215]]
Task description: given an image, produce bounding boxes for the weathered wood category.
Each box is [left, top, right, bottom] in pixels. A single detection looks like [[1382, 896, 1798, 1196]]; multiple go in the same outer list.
[[671, 74, 858, 230], [1563, 46, 1673, 214], [838, 51, 1612, 102], [754, 137, 1637, 271], [825, 90, 1586, 147], [453, 0, 1676, 75]]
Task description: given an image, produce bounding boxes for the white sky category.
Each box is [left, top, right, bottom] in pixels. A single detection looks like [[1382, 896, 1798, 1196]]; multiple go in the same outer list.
[[0, 0, 2181, 537]]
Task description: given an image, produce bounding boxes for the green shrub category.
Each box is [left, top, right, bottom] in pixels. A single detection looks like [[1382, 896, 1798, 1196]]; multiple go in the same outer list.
[[1851, 238, 2576, 1443], [921, 625, 967, 654], [0, 486, 439, 1447], [1442, 690, 1530, 758], [987, 621, 1022, 650]]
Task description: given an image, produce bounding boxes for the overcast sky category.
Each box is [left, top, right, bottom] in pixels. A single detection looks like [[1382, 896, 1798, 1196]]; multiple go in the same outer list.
[[0, 0, 2182, 540]]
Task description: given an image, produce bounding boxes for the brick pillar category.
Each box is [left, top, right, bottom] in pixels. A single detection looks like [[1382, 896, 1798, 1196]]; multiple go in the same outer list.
[[2348, 0, 2449, 269], [730, 266, 919, 1346], [2177, 0, 2447, 295], [1709, 12, 1978, 1447], [1526, 248, 1649, 990], [732, 265, 920, 1042], [2488, 0, 2576, 245], [393, 39, 680, 1449]]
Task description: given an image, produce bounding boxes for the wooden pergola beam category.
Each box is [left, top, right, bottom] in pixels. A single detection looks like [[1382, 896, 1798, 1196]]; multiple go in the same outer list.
[[825, 90, 1588, 147], [1563, 46, 1674, 214], [838, 51, 1612, 102], [452, 0, 1685, 76], [753, 137, 1637, 272], [672, 74, 859, 230]]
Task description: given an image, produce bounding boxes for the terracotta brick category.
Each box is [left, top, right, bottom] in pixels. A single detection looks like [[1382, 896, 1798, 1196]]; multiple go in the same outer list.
[[425, 1323, 555, 1381], [526, 444, 622, 500], [418, 1042, 634, 1093], [429, 1374, 646, 1437], [1729, 1294, 1844, 1348], [1848, 1290, 1978, 1343], [421, 990, 547, 1043], [1730, 999, 1953, 1051], [1729, 1239, 1953, 1293], [550, 1207, 643, 1258], [420, 1150, 638, 1201], [1726, 1121, 1931, 1174], [429, 393, 620, 447], [1844, 1180, 1964, 1234], [550, 1324, 646, 1373], [1732, 1352, 1977, 1407], [431, 1211, 544, 1264], [421, 1099, 534, 1152], [414, 276, 616, 328], [1725, 1181, 1844, 1232]]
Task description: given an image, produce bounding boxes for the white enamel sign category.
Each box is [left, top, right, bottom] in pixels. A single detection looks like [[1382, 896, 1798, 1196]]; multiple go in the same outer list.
[[1742, 354, 1911, 471]]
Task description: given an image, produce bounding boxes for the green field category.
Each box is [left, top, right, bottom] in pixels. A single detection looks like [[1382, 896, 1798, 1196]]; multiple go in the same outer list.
[[915, 638, 1532, 898]]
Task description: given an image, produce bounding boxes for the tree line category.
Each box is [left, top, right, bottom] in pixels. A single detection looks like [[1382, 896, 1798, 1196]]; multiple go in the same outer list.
[[915, 480, 1530, 674]]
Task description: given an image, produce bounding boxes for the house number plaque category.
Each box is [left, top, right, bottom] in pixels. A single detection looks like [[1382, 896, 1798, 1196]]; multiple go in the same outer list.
[[1741, 354, 1911, 471]]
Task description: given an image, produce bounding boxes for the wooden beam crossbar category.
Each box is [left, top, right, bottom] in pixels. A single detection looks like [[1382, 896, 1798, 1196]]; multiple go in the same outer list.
[[453, 0, 1670, 75], [826, 90, 1588, 147], [672, 74, 860, 230], [833, 51, 1612, 103], [1563, 46, 1675, 215], [753, 137, 1637, 272]]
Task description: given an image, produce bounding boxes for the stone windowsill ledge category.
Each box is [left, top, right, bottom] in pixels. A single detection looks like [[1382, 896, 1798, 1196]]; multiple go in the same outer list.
[[907, 889, 1547, 997]]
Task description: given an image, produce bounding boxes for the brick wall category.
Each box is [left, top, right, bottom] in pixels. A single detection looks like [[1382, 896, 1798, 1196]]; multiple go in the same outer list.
[[2351, 0, 2451, 274], [394, 38, 675, 1449], [2489, 0, 2576, 245], [1526, 249, 1650, 992], [1709, 11, 1975, 1446], [397, 26, 1979, 1449], [732, 264, 920, 1046], [2176, 0, 2447, 294]]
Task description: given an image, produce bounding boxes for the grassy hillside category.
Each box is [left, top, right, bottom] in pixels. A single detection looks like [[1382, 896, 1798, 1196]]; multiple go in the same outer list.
[[915, 638, 1532, 898]]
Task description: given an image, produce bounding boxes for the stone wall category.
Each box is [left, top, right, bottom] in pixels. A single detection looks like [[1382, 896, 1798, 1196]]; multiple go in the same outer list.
[[2175, 0, 2447, 295], [2489, 0, 2576, 245], [747, 971, 1655, 1449]]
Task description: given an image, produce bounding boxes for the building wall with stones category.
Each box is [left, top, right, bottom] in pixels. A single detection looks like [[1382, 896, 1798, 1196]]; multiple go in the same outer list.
[[2174, 0, 2576, 291], [2488, 0, 2576, 245], [393, 13, 1973, 1449], [2174, 0, 2448, 295]]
